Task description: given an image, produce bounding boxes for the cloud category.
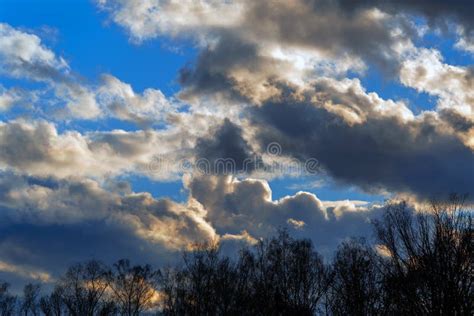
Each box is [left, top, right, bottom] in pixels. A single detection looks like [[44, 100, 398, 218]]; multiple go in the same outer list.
[[99, 0, 417, 106], [456, 32, 474, 54], [0, 171, 219, 287], [97, 0, 473, 107], [0, 172, 217, 247], [0, 25, 176, 123], [400, 47, 474, 118], [0, 23, 68, 80], [97, 74, 178, 126], [1, 0, 472, 289], [0, 170, 385, 286], [0, 23, 101, 119], [287, 218, 306, 229], [96, 0, 246, 41], [246, 80, 474, 201], [0, 260, 52, 283], [1, 21, 470, 201], [0, 118, 218, 180], [0, 86, 38, 112], [185, 174, 384, 254], [355, 0, 474, 38], [195, 118, 257, 172]]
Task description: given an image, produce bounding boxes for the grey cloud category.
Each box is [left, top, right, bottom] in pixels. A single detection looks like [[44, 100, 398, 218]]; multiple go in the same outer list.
[[195, 118, 257, 171], [184, 76, 473, 200], [0, 171, 387, 289], [100, 0, 420, 105], [241, 1, 412, 70], [100, 0, 474, 105], [186, 175, 384, 255], [0, 172, 217, 288], [0, 119, 205, 180], [248, 84, 474, 201], [339, 0, 474, 36], [178, 33, 261, 103], [177, 3, 411, 101], [0, 172, 216, 245], [439, 108, 474, 133], [337, 0, 474, 55], [0, 120, 53, 169]]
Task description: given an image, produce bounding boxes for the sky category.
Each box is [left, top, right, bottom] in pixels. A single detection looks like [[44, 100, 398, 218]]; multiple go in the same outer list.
[[0, 0, 473, 290]]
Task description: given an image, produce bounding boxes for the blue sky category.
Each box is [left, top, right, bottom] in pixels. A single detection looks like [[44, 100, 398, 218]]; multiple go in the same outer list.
[[0, 0, 193, 93], [0, 0, 472, 289], [0, 0, 197, 201], [0, 0, 396, 202]]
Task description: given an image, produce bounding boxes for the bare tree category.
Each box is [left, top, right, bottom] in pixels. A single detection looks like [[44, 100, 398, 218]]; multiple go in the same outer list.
[[109, 259, 160, 316], [39, 286, 64, 316], [247, 230, 330, 315], [161, 230, 330, 315], [0, 282, 16, 316], [57, 260, 111, 316], [327, 239, 382, 316], [374, 194, 473, 314], [160, 243, 239, 315], [3, 195, 472, 315], [20, 283, 41, 316]]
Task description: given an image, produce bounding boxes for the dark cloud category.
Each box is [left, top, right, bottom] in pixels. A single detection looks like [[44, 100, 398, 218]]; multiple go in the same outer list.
[[439, 108, 474, 133], [248, 87, 474, 200], [177, 1, 413, 100], [0, 172, 217, 287], [0, 171, 386, 287], [195, 118, 256, 172], [242, 1, 413, 69], [0, 120, 53, 169], [179, 33, 261, 102], [338, 0, 474, 35]]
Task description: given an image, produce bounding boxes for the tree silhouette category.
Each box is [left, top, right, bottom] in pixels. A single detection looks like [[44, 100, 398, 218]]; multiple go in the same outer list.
[[374, 194, 473, 314], [109, 259, 160, 316], [21, 283, 41, 316], [57, 260, 111, 316], [39, 286, 64, 316], [161, 230, 330, 315], [2, 196, 472, 315], [243, 230, 330, 315], [0, 282, 16, 316], [161, 243, 241, 315], [326, 239, 383, 316]]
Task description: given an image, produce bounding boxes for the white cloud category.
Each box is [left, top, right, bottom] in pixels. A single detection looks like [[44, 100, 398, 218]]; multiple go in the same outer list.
[[97, 0, 245, 41], [0, 23, 68, 79], [185, 175, 384, 253], [0, 24, 103, 119], [400, 47, 474, 117], [0, 260, 52, 282], [0, 87, 21, 112], [97, 74, 176, 125]]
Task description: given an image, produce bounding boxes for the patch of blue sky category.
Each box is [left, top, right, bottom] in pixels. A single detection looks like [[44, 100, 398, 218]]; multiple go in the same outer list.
[[0, 0, 197, 96], [417, 30, 473, 66], [124, 175, 188, 202], [269, 176, 388, 203], [358, 20, 472, 114], [359, 65, 437, 114], [1, 0, 198, 134]]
